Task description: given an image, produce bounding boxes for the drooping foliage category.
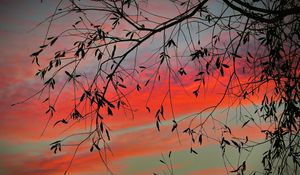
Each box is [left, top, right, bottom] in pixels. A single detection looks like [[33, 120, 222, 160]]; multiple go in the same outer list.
[[18, 0, 300, 174]]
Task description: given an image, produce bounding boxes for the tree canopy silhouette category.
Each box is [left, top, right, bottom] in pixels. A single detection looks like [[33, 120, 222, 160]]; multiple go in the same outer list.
[[17, 0, 300, 174]]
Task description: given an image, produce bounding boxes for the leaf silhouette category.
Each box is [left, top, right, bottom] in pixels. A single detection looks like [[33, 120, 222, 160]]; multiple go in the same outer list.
[[107, 107, 113, 116], [53, 119, 68, 127], [50, 37, 58, 46]]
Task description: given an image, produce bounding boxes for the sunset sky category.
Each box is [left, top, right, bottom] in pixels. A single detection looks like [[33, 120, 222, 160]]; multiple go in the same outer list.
[[0, 1, 270, 175]]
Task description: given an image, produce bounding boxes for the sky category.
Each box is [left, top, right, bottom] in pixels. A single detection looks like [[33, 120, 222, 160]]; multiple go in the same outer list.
[[0, 0, 269, 175]]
